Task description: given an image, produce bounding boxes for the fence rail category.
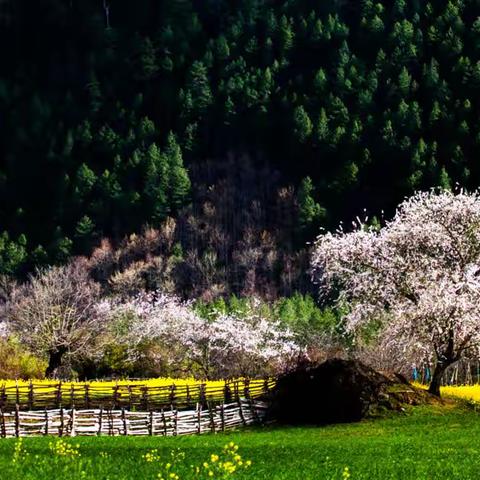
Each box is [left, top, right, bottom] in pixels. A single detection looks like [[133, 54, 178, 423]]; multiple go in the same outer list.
[[0, 400, 267, 438], [0, 379, 274, 412], [412, 360, 480, 386]]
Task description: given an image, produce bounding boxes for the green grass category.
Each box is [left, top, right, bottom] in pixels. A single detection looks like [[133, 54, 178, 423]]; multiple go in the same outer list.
[[2, 404, 480, 479]]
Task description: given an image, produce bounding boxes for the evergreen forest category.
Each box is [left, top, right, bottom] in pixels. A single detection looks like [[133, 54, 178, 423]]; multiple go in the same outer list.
[[1, 0, 478, 299]]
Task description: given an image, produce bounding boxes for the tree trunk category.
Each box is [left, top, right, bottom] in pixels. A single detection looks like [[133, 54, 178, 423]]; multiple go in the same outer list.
[[428, 360, 454, 397], [45, 348, 67, 378]]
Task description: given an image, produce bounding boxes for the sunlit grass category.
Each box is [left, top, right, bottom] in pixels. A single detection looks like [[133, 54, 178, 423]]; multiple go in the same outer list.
[[1, 404, 480, 479]]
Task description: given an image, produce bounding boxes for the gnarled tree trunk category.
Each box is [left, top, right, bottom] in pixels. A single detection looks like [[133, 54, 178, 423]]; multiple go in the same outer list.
[[428, 358, 455, 397], [45, 347, 67, 378]]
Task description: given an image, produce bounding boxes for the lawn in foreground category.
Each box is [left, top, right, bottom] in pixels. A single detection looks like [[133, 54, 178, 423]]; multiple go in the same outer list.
[[1, 404, 479, 479]]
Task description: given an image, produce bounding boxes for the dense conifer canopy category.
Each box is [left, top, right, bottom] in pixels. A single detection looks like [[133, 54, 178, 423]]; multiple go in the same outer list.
[[1, 0, 479, 280]]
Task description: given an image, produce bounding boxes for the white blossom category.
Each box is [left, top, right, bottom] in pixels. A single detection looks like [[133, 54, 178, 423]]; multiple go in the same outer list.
[[311, 190, 480, 395], [103, 290, 301, 378]]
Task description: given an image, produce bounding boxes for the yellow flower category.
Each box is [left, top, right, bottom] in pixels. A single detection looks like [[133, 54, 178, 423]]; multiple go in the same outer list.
[[342, 466, 351, 480], [210, 454, 219, 463]]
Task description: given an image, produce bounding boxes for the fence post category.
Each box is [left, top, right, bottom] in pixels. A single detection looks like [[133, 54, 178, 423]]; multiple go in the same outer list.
[[149, 410, 154, 436], [122, 408, 127, 436], [233, 381, 239, 402], [263, 379, 270, 396], [14, 404, 19, 437], [141, 386, 149, 411], [44, 409, 48, 436], [169, 384, 176, 409], [28, 380, 34, 410], [108, 409, 114, 436], [84, 385, 90, 409], [113, 383, 120, 409], [224, 381, 232, 404], [208, 402, 215, 434], [98, 408, 103, 436], [196, 403, 202, 434], [173, 406, 178, 436], [248, 397, 260, 424], [56, 382, 62, 409], [0, 408, 5, 438], [59, 407, 64, 437], [161, 408, 167, 436], [70, 408, 76, 437], [128, 385, 133, 410], [15, 380, 19, 407], [220, 403, 225, 432], [0, 384, 6, 410], [199, 383, 207, 407], [243, 379, 251, 400], [237, 397, 246, 426]]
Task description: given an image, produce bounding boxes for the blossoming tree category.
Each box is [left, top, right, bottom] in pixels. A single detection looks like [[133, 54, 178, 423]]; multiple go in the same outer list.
[[5, 264, 107, 377], [103, 291, 301, 378], [311, 190, 480, 396]]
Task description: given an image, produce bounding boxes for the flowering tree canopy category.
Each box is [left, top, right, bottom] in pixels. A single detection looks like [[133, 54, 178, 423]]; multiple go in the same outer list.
[[311, 190, 480, 396], [4, 264, 107, 377], [103, 292, 301, 378]]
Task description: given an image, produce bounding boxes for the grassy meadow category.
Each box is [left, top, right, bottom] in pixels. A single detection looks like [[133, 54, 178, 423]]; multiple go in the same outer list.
[[1, 403, 480, 480]]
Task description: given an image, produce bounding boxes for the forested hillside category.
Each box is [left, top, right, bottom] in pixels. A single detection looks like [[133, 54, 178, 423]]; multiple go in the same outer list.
[[1, 0, 479, 298]]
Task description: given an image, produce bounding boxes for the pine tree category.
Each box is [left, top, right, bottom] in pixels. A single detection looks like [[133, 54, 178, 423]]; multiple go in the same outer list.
[[314, 68, 327, 93], [215, 35, 230, 61], [316, 108, 329, 143], [165, 132, 191, 211], [74, 216, 95, 252], [186, 61, 213, 115], [137, 37, 159, 81], [86, 71, 102, 113], [297, 177, 325, 232], [279, 15, 294, 52], [138, 117, 156, 144], [0, 232, 28, 275], [429, 101, 442, 124], [393, 0, 406, 17], [144, 142, 169, 221], [398, 67, 412, 95], [75, 164, 97, 198], [77, 121, 93, 145], [293, 106, 313, 143], [382, 119, 396, 145], [438, 166, 452, 190]]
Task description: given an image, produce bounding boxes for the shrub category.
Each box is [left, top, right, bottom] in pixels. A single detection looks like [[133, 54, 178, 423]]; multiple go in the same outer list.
[[0, 337, 47, 379]]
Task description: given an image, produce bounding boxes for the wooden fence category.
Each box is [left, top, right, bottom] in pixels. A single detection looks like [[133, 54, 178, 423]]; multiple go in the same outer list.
[[0, 399, 267, 438], [0, 379, 274, 412], [412, 360, 480, 386]]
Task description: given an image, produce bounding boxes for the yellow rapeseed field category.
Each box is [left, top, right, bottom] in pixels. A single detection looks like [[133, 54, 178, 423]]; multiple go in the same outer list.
[[0, 378, 275, 408], [2, 377, 253, 389], [441, 385, 480, 403], [1, 377, 272, 393], [414, 382, 480, 403]]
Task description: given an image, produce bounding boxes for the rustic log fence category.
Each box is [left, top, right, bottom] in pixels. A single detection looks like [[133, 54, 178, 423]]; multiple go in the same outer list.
[[0, 379, 274, 412], [0, 399, 268, 438], [411, 360, 480, 386]]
